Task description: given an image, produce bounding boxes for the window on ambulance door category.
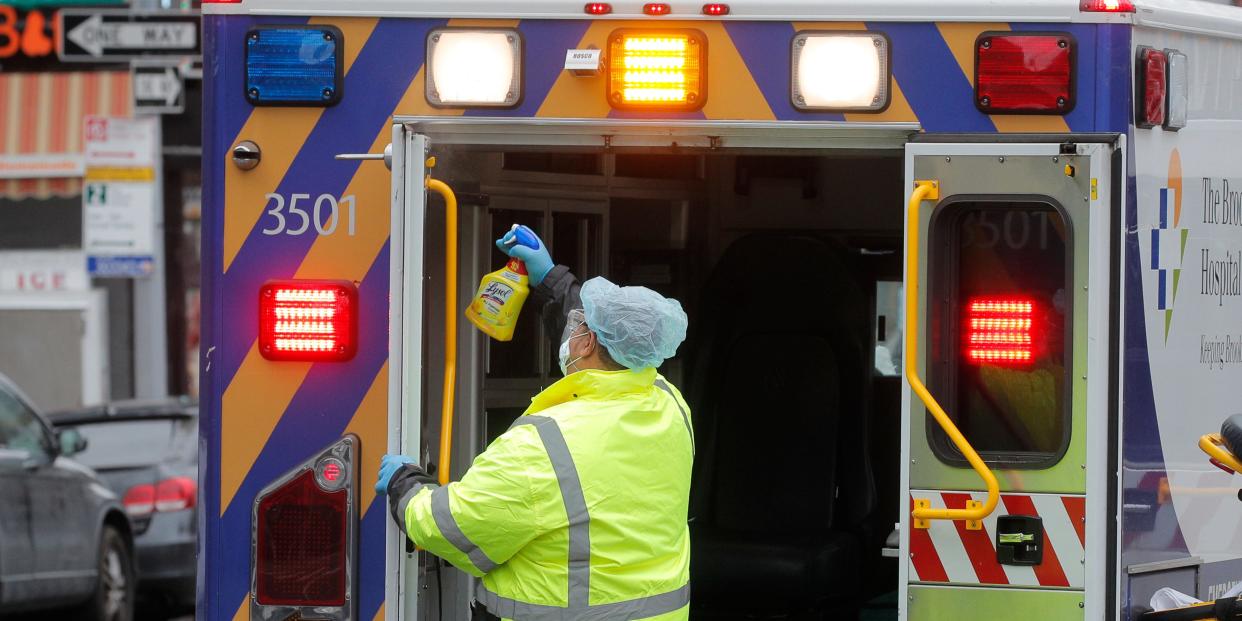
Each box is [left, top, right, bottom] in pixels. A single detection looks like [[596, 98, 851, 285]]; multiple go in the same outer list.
[[929, 198, 1072, 468]]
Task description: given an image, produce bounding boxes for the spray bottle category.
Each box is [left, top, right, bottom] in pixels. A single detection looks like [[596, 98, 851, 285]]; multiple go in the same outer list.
[[465, 225, 538, 341]]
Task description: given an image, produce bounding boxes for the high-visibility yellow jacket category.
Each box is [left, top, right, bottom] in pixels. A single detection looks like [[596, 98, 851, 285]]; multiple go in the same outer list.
[[397, 366, 694, 620]]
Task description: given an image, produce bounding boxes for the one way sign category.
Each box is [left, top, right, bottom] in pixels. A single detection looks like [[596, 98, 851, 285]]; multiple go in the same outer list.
[[58, 9, 200, 62], [132, 61, 184, 115]]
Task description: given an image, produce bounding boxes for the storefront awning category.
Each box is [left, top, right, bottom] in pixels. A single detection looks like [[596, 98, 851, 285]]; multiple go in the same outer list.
[[0, 71, 132, 199]]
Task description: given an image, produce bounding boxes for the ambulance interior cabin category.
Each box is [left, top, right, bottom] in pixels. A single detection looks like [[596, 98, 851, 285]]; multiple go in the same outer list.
[[418, 142, 909, 618]]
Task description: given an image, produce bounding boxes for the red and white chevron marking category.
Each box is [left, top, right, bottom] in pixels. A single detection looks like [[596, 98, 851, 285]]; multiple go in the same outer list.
[[909, 491, 1086, 588]]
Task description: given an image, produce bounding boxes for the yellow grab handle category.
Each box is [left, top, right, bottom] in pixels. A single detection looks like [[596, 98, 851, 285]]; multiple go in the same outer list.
[[427, 178, 458, 486], [905, 180, 1000, 527], [1200, 433, 1242, 475]]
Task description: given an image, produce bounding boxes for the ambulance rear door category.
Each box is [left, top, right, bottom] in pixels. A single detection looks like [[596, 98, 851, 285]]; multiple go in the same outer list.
[[901, 138, 1122, 621]]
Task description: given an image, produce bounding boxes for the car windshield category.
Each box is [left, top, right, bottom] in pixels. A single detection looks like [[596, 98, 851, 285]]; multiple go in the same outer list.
[[71, 417, 195, 469]]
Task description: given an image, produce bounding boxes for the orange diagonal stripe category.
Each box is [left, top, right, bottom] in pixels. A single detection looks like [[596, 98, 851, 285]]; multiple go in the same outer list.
[[219, 346, 311, 514], [218, 17, 382, 514]]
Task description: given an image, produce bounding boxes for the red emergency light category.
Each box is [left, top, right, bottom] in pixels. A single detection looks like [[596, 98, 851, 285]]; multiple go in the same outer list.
[[1136, 47, 1167, 128], [259, 280, 358, 362], [964, 297, 1036, 365], [975, 33, 1075, 114], [1080, 0, 1136, 12], [643, 3, 672, 15], [702, 3, 730, 15], [584, 2, 613, 15]]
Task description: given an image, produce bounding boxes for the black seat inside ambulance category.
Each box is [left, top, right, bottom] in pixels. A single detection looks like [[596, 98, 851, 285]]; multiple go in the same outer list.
[[687, 234, 875, 618]]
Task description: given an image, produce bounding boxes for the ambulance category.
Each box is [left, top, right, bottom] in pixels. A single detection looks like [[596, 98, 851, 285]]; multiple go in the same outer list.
[[198, 0, 1242, 618]]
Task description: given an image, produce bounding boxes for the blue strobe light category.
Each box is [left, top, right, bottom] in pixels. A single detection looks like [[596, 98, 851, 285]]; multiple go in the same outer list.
[[245, 27, 344, 106]]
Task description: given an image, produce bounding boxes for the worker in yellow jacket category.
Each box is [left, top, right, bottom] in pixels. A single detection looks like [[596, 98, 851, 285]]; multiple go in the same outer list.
[[377, 225, 693, 620]]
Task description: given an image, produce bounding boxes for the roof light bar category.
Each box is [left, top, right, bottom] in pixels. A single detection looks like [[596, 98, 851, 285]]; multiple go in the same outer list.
[[1080, 0, 1136, 12]]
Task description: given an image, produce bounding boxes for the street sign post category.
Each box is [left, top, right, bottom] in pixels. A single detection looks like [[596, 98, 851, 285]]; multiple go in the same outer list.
[[57, 9, 199, 62], [82, 116, 160, 278], [132, 60, 185, 115]]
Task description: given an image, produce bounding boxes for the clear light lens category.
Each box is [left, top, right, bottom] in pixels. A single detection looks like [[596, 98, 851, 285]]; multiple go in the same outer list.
[[792, 33, 888, 111], [427, 30, 521, 106], [1165, 49, 1188, 130]]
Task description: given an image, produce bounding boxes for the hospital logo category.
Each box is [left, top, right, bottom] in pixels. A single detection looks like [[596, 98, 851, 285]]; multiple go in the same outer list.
[[1150, 149, 1188, 343]]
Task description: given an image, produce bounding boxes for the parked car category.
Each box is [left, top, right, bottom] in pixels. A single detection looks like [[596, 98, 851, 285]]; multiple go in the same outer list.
[[0, 372, 135, 620], [49, 397, 198, 616]]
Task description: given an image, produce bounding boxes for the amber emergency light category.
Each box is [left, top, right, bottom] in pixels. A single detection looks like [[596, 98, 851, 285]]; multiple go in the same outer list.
[[608, 30, 706, 111], [259, 280, 358, 362]]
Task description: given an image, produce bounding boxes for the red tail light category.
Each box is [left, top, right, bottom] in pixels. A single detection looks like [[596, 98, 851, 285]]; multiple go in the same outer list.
[[643, 3, 671, 15], [1080, 0, 1135, 12], [155, 477, 197, 512], [125, 477, 197, 516], [252, 435, 357, 619], [976, 34, 1074, 113], [584, 2, 612, 14], [702, 3, 730, 15], [1136, 47, 1167, 128], [123, 484, 156, 517], [258, 280, 358, 362], [965, 297, 1035, 365]]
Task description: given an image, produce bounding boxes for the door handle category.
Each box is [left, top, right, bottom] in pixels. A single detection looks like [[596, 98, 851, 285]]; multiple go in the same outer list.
[[335, 143, 392, 170], [905, 180, 1000, 530]]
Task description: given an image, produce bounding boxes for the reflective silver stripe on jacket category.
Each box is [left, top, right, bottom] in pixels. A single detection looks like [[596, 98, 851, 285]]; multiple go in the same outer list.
[[653, 379, 694, 455], [510, 415, 591, 607], [476, 582, 691, 621], [495, 415, 690, 619], [396, 482, 431, 533], [430, 485, 500, 574]]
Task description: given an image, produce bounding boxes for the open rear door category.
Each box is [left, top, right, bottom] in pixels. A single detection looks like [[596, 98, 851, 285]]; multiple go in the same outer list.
[[901, 138, 1122, 621], [386, 126, 428, 620]]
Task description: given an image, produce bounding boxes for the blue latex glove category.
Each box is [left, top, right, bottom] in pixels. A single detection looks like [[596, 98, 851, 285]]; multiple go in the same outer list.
[[495, 224, 554, 286], [376, 454, 417, 495]]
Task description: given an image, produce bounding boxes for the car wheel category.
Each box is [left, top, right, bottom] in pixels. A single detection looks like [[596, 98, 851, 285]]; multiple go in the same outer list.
[[77, 526, 135, 621]]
